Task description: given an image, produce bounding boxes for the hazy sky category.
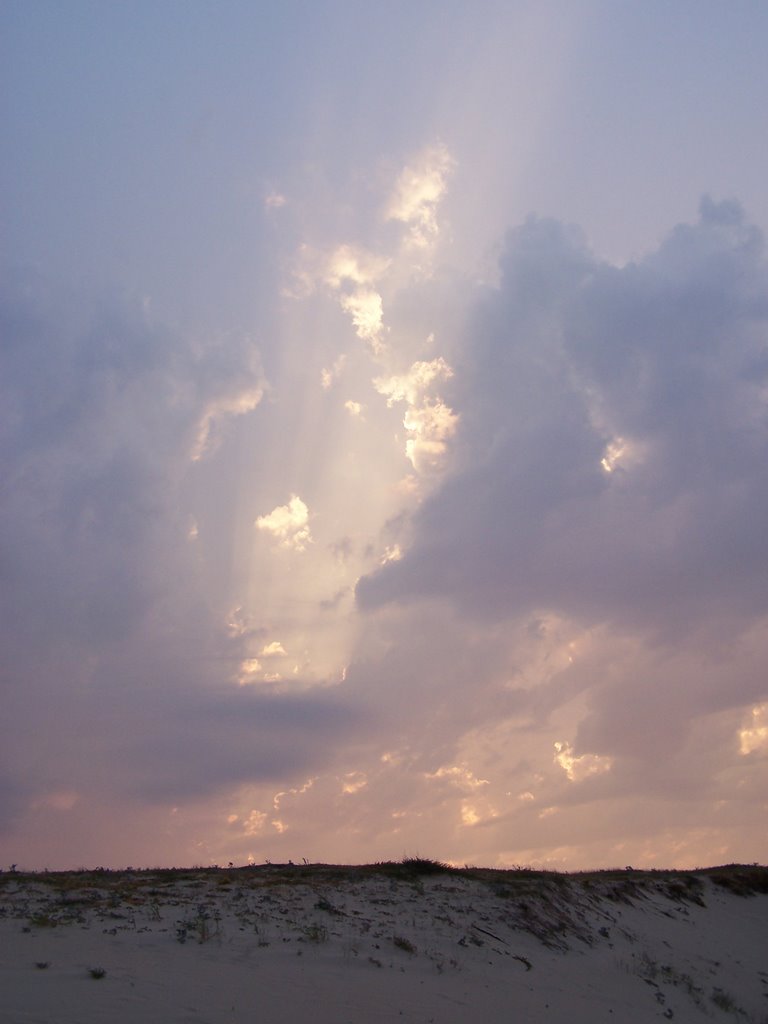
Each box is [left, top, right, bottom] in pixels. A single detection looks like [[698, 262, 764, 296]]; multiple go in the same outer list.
[[2, 0, 767, 870]]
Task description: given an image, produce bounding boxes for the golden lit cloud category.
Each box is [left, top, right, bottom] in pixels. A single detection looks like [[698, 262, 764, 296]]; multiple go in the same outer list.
[[554, 741, 613, 782], [244, 810, 267, 835], [341, 772, 368, 795], [739, 703, 768, 755], [375, 358, 457, 472], [387, 143, 455, 250], [237, 658, 262, 685], [324, 244, 390, 289], [321, 355, 347, 390], [426, 764, 489, 790], [339, 289, 386, 352], [255, 495, 312, 551], [261, 641, 286, 657], [191, 386, 264, 461], [404, 399, 459, 472], [374, 357, 453, 407]]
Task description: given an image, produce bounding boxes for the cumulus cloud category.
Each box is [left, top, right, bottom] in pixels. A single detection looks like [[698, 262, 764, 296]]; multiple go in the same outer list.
[[359, 199, 768, 634], [255, 495, 312, 551]]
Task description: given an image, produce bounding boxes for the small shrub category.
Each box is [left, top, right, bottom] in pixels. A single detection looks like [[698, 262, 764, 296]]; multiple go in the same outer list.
[[35, 961, 50, 969], [29, 913, 56, 928], [401, 856, 450, 875], [314, 895, 342, 915], [393, 935, 417, 954], [88, 967, 106, 979], [302, 923, 328, 943], [711, 988, 742, 1013]]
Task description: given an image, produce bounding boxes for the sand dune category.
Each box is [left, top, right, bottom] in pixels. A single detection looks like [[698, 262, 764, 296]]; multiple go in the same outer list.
[[1, 861, 766, 1023]]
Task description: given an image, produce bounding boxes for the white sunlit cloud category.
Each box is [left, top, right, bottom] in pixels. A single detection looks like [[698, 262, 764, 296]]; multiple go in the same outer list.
[[255, 495, 312, 551], [386, 142, 455, 252]]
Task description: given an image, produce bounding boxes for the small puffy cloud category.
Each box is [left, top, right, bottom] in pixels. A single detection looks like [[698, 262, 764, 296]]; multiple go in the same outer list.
[[255, 495, 312, 551], [261, 641, 287, 657], [426, 764, 489, 791], [341, 772, 368, 795], [243, 810, 268, 835], [554, 742, 613, 782], [324, 244, 390, 289], [375, 358, 457, 472], [344, 400, 363, 417], [292, 245, 390, 352], [321, 355, 347, 390], [380, 544, 402, 565], [374, 357, 453, 407], [387, 143, 455, 250], [192, 385, 264, 461], [339, 289, 386, 352], [237, 659, 262, 685], [264, 191, 287, 210], [739, 704, 768, 755], [403, 399, 459, 472]]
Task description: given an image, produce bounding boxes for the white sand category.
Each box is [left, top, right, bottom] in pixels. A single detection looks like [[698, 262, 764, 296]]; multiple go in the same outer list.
[[1, 864, 766, 1023]]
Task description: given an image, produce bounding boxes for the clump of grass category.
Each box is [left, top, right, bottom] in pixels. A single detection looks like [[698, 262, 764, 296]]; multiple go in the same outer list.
[[302, 923, 328, 943], [393, 935, 417, 954], [711, 987, 743, 1014], [35, 961, 50, 969], [88, 967, 106, 979], [314, 895, 343, 915], [29, 913, 57, 928], [400, 856, 450, 875], [707, 865, 768, 896]]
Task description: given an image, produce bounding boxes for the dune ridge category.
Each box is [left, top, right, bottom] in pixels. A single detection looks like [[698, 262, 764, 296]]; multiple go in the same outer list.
[[1, 861, 766, 1022]]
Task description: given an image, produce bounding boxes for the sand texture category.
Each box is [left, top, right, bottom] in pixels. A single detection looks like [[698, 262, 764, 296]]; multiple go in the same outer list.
[[1, 862, 766, 1023]]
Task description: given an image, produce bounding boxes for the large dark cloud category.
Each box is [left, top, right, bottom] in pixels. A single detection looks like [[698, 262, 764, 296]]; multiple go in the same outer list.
[[358, 199, 768, 637], [0, 272, 358, 829]]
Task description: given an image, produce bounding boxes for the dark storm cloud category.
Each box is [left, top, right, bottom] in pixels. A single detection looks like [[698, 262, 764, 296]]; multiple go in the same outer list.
[[0, 273, 358, 821], [358, 199, 768, 636]]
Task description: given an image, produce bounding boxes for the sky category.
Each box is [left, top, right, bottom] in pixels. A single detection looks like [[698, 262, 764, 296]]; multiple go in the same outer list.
[[1, 0, 767, 871]]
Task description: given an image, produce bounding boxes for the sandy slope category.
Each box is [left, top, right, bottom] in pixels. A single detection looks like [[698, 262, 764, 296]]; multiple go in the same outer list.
[[1, 864, 766, 1023]]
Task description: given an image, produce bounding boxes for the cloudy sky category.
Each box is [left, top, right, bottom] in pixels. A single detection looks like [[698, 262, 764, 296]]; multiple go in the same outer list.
[[2, 0, 767, 871]]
